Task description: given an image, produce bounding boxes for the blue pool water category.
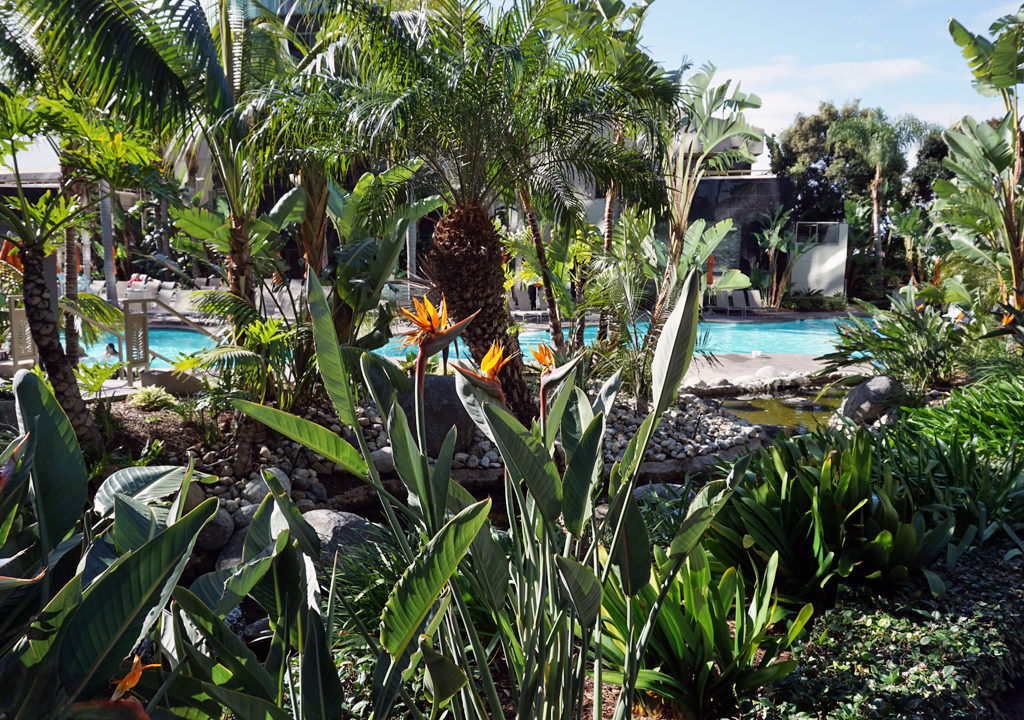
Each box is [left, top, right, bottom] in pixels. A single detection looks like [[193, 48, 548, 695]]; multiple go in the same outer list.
[[79, 328, 215, 369], [379, 317, 844, 358]]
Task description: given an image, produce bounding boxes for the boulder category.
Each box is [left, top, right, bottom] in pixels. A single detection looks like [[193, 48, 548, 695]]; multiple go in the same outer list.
[[301, 509, 385, 565], [216, 528, 247, 570], [242, 469, 291, 504], [371, 447, 396, 475], [139, 369, 205, 396], [837, 375, 901, 426], [196, 507, 234, 552], [633, 482, 692, 503], [397, 374, 475, 455], [233, 503, 259, 530]]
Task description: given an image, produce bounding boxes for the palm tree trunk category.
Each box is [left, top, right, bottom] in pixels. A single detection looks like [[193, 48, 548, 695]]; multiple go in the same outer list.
[[598, 180, 618, 341], [301, 167, 329, 275], [21, 243, 102, 449], [518, 188, 565, 353], [871, 165, 883, 274], [60, 165, 80, 366], [430, 204, 537, 423], [227, 213, 255, 306], [100, 180, 117, 306]]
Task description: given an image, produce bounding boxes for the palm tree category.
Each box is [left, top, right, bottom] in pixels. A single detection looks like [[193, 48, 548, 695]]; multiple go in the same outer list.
[[16, 0, 300, 306], [827, 108, 934, 273], [502, 18, 672, 354], [254, 0, 599, 418]]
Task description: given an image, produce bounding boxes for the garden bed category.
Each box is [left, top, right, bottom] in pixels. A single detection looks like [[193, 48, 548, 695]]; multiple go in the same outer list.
[[752, 545, 1024, 719]]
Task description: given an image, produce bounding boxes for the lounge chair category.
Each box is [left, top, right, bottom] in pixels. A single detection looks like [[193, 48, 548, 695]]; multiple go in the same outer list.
[[748, 289, 765, 313], [714, 291, 731, 314], [731, 290, 749, 316]]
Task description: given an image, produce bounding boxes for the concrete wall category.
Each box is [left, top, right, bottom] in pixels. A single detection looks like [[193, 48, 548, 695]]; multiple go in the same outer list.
[[790, 222, 848, 296]]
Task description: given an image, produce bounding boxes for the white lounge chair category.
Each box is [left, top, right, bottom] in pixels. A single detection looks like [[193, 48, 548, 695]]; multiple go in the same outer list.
[[748, 288, 765, 313], [731, 290, 750, 316], [714, 291, 731, 314]]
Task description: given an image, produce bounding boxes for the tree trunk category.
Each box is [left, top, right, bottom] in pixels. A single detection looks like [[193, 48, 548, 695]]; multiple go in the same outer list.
[[100, 180, 117, 307], [597, 180, 618, 341], [871, 165, 883, 274], [61, 167, 80, 366], [300, 168, 329, 276], [429, 204, 537, 423], [227, 213, 255, 306], [518, 188, 565, 353], [21, 243, 102, 449], [158, 197, 170, 258], [80, 187, 92, 293]]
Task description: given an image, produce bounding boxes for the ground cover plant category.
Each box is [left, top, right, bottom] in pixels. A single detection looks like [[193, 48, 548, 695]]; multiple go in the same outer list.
[[751, 545, 1024, 719]]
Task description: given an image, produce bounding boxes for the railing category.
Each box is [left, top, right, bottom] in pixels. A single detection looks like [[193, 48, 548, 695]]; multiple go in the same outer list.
[[59, 300, 176, 367], [126, 295, 218, 339]]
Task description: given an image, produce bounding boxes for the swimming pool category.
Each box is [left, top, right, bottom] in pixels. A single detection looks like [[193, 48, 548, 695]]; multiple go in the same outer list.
[[379, 317, 844, 358], [78, 328, 216, 369]]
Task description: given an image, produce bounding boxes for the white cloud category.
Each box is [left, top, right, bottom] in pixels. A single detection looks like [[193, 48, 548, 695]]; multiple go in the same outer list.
[[708, 56, 975, 138]]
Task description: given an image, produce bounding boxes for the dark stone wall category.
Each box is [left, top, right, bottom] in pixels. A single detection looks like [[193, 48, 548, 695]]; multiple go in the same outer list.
[[688, 176, 794, 274]]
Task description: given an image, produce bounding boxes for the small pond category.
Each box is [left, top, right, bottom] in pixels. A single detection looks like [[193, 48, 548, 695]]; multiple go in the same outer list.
[[720, 389, 842, 434]]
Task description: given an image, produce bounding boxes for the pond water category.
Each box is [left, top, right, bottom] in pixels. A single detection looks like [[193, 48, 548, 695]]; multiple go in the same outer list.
[[721, 391, 842, 433]]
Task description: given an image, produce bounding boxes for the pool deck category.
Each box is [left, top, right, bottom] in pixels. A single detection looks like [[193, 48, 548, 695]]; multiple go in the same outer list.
[[682, 353, 828, 386]]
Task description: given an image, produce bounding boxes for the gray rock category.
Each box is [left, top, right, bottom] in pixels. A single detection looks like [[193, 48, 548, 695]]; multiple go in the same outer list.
[[183, 482, 206, 513], [296, 499, 315, 512], [301, 509, 384, 564], [634, 482, 690, 502], [308, 482, 327, 503], [241, 617, 271, 644], [216, 528, 247, 569], [838, 375, 901, 425], [242, 469, 291, 504], [397, 374, 475, 455], [196, 507, 234, 552], [233, 503, 259, 530], [371, 447, 396, 474]]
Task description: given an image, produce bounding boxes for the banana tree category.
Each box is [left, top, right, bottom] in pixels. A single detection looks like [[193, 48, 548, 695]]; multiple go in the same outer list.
[[647, 65, 761, 341], [934, 114, 1023, 307], [947, 8, 1024, 306]]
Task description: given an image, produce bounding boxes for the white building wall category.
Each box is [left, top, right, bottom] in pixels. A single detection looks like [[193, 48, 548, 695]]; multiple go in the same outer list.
[[790, 222, 848, 296]]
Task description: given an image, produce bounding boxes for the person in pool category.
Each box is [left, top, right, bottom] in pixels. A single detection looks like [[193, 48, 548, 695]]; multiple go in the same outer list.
[[104, 343, 119, 360]]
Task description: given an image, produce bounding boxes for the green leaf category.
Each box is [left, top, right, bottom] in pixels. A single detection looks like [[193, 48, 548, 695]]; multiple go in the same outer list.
[[380, 499, 491, 658], [233, 400, 367, 478], [419, 636, 467, 706], [14, 369, 87, 549], [555, 555, 603, 627], [95, 466, 197, 516], [189, 547, 276, 616], [203, 683, 290, 720], [301, 609, 344, 720], [650, 269, 700, 417], [307, 273, 358, 428], [261, 470, 322, 562], [483, 404, 562, 523], [446, 482, 508, 612], [561, 413, 604, 537], [58, 498, 218, 700], [544, 368, 577, 449], [112, 493, 157, 553], [243, 495, 288, 563], [611, 496, 651, 597], [174, 587, 276, 700]]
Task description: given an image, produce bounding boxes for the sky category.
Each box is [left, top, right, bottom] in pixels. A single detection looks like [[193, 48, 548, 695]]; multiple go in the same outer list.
[[638, 0, 1014, 166]]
